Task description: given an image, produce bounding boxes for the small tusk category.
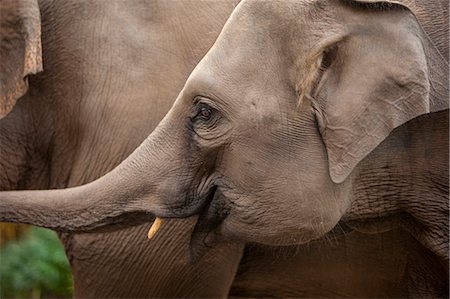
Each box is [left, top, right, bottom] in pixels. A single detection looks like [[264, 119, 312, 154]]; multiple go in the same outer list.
[[147, 217, 163, 239]]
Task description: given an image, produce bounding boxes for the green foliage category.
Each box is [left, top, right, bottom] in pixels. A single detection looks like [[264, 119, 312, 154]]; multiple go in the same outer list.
[[0, 227, 73, 298]]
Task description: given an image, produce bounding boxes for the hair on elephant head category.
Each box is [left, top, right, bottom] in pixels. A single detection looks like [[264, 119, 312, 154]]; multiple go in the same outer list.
[[1, 0, 448, 262]]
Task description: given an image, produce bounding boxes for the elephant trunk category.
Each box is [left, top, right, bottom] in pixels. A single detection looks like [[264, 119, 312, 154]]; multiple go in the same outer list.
[[0, 115, 182, 232], [0, 171, 153, 231]]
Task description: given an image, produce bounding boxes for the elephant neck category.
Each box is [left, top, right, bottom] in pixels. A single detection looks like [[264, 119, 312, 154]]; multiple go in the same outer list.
[[342, 110, 449, 260]]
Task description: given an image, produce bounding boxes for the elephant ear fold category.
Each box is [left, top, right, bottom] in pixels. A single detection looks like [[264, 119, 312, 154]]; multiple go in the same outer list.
[[312, 1, 449, 184], [0, 0, 43, 119]]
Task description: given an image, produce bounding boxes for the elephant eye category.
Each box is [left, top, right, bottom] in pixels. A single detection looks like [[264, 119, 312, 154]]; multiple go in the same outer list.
[[199, 107, 212, 120], [194, 103, 214, 121], [190, 99, 230, 140]]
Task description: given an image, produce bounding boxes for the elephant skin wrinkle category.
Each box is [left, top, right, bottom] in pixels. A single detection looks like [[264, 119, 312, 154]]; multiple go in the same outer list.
[[0, 0, 448, 298]]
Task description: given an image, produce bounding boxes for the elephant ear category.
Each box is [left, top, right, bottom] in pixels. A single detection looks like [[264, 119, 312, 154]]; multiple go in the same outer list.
[[313, 0, 449, 184], [0, 0, 43, 119]]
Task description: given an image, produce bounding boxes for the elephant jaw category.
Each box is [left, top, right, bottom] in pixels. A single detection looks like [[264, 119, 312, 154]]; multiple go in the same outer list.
[[147, 185, 229, 262]]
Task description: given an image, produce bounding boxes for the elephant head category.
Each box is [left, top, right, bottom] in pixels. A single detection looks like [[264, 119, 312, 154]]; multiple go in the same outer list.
[[0, 0, 43, 118], [1, 0, 448, 260]]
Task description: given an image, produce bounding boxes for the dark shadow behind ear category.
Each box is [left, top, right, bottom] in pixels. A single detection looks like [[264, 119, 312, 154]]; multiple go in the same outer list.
[[0, 0, 43, 118], [313, 0, 449, 184]]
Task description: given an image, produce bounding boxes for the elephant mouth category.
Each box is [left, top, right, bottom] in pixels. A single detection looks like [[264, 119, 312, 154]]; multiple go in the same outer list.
[[199, 184, 219, 215], [184, 182, 219, 217], [188, 185, 229, 262], [149, 182, 228, 262]]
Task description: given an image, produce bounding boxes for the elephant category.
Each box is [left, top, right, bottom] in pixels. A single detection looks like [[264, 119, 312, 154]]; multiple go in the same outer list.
[[1, 0, 244, 297], [1, 0, 448, 297]]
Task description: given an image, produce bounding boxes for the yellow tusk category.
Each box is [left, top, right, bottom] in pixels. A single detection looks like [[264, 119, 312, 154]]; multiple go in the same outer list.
[[147, 217, 163, 239]]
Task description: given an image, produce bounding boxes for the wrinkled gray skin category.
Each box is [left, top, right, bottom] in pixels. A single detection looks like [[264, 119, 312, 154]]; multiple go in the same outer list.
[[1, 0, 243, 297], [0, 0, 448, 298]]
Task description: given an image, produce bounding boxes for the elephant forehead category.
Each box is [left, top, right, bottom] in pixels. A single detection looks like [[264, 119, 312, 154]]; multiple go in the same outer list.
[[232, 0, 315, 27], [186, 52, 293, 107], [180, 0, 333, 115], [191, 0, 336, 96]]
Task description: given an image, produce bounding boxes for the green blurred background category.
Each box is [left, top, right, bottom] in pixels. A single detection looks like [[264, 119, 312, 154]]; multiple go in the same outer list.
[[0, 225, 73, 298]]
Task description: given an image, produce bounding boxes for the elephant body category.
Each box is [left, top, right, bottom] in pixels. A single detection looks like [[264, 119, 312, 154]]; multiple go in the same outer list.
[[2, 1, 243, 297], [0, 0, 448, 298]]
